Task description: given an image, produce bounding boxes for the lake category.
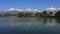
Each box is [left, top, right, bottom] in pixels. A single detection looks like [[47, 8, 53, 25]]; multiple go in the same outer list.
[[0, 16, 60, 34]]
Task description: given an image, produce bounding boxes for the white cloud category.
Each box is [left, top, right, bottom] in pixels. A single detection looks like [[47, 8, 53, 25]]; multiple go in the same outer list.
[[25, 8, 33, 11], [45, 7, 57, 11], [34, 9, 39, 11], [58, 8, 60, 10], [24, 8, 42, 12], [33, 9, 42, 12]]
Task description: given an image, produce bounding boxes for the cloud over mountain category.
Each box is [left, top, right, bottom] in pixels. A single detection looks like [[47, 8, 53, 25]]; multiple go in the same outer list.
[[45, 7, 57, 11]]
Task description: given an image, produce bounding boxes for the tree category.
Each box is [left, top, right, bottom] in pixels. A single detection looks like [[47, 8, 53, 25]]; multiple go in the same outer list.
[[55, 11, 60, 17], [42, 11, 48, 17], [18, 12, 24, 17], [25, 13, 34, 17], [35, 12, 40, 17], [49, 12, 53, 15]]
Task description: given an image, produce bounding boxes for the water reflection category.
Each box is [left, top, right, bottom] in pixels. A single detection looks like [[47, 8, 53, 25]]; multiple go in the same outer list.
[[55, 18, 60, 24], [0, 17, 60, 26], [0, 17, 60, 33]]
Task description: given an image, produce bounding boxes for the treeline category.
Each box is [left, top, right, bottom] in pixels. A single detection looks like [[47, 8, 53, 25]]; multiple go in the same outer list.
[[17, 10, 60, 18], [0, 11, 60, 18], [17, 12, 40, 17], [40, 11, 60, 18]]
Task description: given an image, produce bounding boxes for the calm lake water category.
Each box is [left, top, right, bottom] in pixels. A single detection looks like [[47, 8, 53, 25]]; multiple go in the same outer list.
[[0, 16, 60, 34]]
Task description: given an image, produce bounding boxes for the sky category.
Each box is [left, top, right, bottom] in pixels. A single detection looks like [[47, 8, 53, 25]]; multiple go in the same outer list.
[[0, 0, 60, 10]]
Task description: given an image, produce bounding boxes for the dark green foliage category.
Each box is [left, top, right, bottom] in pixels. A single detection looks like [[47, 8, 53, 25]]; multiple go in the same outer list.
[[43, 17, 48, 24], [49, 12, 53, 16], [55, 18, 60, 23], [1, 10, 60, 18], [35, 12, 40, 17], [55, 11, 60, 17], [48, 12, 55, 18], [25, 13, 34, 17], [42, 11, 48, 17], [18, 13, 24, 17]]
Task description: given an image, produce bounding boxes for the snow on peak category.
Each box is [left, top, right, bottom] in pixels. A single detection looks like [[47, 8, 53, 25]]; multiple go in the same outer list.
[[0, 8, 41, 13], [9, 8, 16, 11], [16, 9, 24, 11], [5, 8, 24, 11]]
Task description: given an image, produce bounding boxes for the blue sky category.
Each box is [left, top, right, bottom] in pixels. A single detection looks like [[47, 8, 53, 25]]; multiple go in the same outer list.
[[0, 0, 60, 10]]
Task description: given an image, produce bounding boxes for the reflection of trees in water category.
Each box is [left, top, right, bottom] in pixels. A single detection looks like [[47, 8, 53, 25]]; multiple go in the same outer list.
[[47, 18, 57, 26], [55, 18, 60, 24], [8, 17, 60, 26], [48, 18, 55, 23], [43, 17, 48, 24], [35, 17, 42, 24], [18, 17, 44, 25], [40, 17, 58, 26], [17, 17, 40, 25], [8, 16, 17, 26], [18, 17, 35, 23]]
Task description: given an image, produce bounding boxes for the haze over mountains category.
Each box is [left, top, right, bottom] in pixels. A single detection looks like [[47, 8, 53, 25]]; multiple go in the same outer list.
[[0, 7, 60, 14]]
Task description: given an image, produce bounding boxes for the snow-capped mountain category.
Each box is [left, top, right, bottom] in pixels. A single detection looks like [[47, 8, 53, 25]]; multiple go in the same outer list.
[[0, 7, 60, 14], [0, 8, 23, 14], [5, 8, 24, 11], [4, 8, 41, 12], [0, 8, 41, 14]]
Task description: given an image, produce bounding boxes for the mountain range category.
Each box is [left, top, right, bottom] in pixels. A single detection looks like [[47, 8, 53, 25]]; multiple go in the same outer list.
[[0, 7, 60, 14], [0, 8, 41, 14]]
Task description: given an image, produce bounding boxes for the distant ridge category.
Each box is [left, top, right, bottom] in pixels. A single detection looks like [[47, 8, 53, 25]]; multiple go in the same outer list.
[[0, 7, 60, 14]]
